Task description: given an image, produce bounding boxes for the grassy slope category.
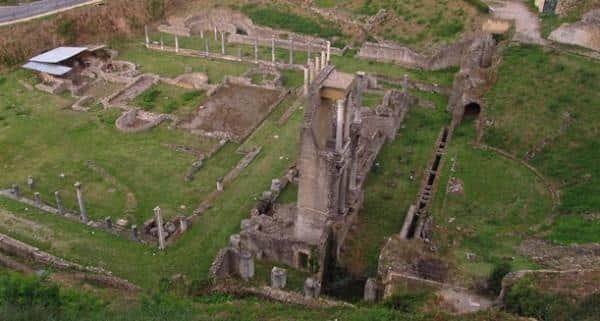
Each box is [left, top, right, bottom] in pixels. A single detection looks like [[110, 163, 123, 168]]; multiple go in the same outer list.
[[341, 94, 451, 276], [484, 45, 600, 244], [431, 124, 552, 282]]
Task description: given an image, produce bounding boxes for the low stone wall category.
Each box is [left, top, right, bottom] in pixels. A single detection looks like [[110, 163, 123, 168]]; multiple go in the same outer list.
[[115, 109, 168, 133], [359, 39, 473, 70]]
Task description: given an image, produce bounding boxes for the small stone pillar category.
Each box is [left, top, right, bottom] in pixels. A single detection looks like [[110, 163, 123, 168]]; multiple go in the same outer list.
[[175, 35, 179, 53], [214, 27, 217, 40], [33, 192, 42, 206], [254, 38, 259, 63], [271, 36, 276, 63], [200, 30, 204, 39], [229, 234, 241, 250], [216, 178, 224, 191], [239, 251, 255, 280], [326, 41, 331, 64], [307, 41, 312, 63], [205, 39, 209, 57], [303, 67, 310, 96], [54, 191, 65, 214], [10, 184, 20, 198], [238, 48, 242, 61], [364, 278, 378, 302], [336, 100, 345, 152], [131, 225, 139, 239], [160, 36, 164, 51], [304, 277, 321, 299], [321, 51, 326, 69], [220, 31, 225, 55], [402, 74, 409, 93], [308, 61, 315, 83], [179, 217, 188, 232], [289, 39, 294, 65], [270, 179, 282, 193], [27, 176, 34, 189], [74, 182, 88, 224], [154, 206, 166, 250], [315, 56, 321, 73], [105, 216, 113, 229], [271, 267, 287, 289], [355, 71, 365, 115], [144, 25, 150, 47]]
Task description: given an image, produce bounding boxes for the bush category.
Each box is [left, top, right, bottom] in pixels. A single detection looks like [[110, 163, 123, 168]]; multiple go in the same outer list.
[[383, 289, 431, 312], [505, 277, 575, 321], [488, 262, 511, 294]]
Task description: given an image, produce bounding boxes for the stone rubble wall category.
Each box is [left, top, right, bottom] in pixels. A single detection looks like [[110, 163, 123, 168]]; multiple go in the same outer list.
[[115, 109, 168, 133], [549, 9, 600, 52]]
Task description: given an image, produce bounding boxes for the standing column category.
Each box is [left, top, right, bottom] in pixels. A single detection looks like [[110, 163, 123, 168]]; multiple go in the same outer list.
[[336, 100, 345, 152], [289, 39, 294, 65], [326, 40, 331, 64], [154, 206, 166, 250], [271, 36, 276, 64], [220, 31, 225, 55], [239, 251, 255, 280], [175, 35, 179, 53], [308, 60, 315, 83], [216, 178, 224, 191], [214, 27, 217, 40], [303, 66, 309, 96], [315, 56, 321, 73], [160, 36, 164, 51], [54, 191, 65, 215], [307, 41, 311, 64], [200, 30, 204, 39], [254, 38, 259, 63], [74, 182, 88, 223], [205, 39, 209, 57], [402, 74, 409, 93], [144, 25, 150, 47], [321, 51, 326, 69], [238, 48, 242, 61]]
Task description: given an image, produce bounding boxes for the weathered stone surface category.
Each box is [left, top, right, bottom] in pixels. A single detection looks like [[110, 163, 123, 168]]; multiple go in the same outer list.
[[271, 266, 287, 289]]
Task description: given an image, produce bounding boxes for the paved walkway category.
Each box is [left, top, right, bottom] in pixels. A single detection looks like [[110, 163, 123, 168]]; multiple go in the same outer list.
[[0, 0, 100, 25], [485, 0, 548, 45]]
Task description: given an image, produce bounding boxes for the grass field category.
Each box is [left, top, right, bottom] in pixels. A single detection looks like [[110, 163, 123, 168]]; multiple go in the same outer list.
[[431, 123, 552, 283], [133, 83, 206, 115], [483, 45, 600, 243], [340, 93, 451, 277]]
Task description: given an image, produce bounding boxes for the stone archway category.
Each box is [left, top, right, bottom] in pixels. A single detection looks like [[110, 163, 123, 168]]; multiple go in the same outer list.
[[463, 102, 481, 121]]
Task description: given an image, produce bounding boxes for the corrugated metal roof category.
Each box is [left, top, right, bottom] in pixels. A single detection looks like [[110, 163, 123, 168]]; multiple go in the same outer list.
[[29, 46, 88, 64], [22, 62, 72, 76]]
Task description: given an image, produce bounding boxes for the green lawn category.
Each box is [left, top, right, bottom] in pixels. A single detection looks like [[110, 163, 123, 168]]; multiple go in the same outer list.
[[133, 83, 206, 115], [340, 96, 451, 277], [431, 123, 552, 283], [484, 45, 600, 234]]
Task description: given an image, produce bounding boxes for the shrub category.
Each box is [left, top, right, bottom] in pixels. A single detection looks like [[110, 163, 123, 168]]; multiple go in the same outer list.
[[488, 262, 511, 294], [384, 289, 431, 312], [505, 277, 575, 321]]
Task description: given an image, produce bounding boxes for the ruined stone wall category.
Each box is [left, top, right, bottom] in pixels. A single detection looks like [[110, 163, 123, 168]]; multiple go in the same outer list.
[[359, 39, 473, 70]]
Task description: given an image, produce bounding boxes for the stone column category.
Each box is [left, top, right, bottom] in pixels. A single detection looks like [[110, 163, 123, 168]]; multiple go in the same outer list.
[[402, 74, 409, 93], [175, 35, 179, 53], [238, 48, 242, 61], [364, 278, 378, 302], [54, 191, 65, 214], [179, 217, 188, 232], [355, 71, 365, 115], [74, 182, 88, 223], [307, 41, 311, 63], [303, 66, 310, 96], [239, 251, 254, 280], [160, 36, 164, 51], [154, 206, 166, 250], [144, 25, 150, 47], [271, 36, 276, 64], [220, 31, 225, 55], [200, 30, 204, 39], [205, 39, 209, 57], [214, 27, 217, 40], [326, 40, 331, 64], [315, 56, 321, 73], [10, 184, 20, 198], [33, 192, 41, 206], [105, 216, 112, 229], [304, 278, 321, 299], [308, 61, 315, 83], [336, 100, 345, 152], [271, 267, 287, 289], [289, 39, 294, 65], [131, 224, 138, 239], [254, 38, 259, 63], [321, 51, 326, 69], [27, 176, 34, 189], [216, 178, 224, 191]]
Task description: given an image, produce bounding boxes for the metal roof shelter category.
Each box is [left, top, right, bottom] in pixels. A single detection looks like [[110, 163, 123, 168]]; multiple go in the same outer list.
[[22, 62, 72, 76], [29, 47, 88, 64]]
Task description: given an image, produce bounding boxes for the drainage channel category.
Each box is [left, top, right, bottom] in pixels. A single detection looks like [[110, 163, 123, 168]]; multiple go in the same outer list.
[[403, 126, 451, 239]]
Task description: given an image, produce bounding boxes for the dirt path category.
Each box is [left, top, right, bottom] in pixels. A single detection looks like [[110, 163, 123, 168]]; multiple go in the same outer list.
[[486, 0, 548, 45]]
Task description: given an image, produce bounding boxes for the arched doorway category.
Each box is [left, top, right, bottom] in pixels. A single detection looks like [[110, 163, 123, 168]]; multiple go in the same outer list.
[[463, 102, 481, 121]]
